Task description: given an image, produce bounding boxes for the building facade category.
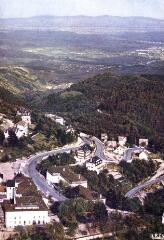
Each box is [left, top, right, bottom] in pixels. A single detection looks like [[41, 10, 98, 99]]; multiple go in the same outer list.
[[46, 166, 88, 188]]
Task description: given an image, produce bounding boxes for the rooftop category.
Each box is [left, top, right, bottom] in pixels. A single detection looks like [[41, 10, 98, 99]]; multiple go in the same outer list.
[[90, 156, 101, 164], [75, 185, 103, 201], [16, 121, 28, 127], [6, 180, 15, 188], [79, 144, 93, 153], [118, 136, 127, 140], [3, 196, 48, 212], [0, 185, 6, 193], [15, 175, 38, 196], [48, 166, 86, 183]]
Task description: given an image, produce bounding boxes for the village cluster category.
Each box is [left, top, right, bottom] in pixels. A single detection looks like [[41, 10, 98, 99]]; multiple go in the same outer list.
[[0, 108, 32, 141], [0, 110, 163, 232]]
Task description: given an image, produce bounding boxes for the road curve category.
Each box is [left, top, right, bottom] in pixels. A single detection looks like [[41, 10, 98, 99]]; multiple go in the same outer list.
[[125, 175, 164, 198], [123, 147, 143, 162], [26, 146, 79, 202]]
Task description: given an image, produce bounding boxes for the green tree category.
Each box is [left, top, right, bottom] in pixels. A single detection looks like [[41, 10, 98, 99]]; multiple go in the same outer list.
[[46, 222, 65, 240]]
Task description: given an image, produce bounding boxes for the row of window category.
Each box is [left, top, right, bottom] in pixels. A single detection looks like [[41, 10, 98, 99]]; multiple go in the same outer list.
[[9, 220, 46, 226], [14, 216, 45, 219]]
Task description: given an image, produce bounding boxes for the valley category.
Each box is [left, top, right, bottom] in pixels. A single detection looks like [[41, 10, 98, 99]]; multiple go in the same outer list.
[[0, 17, 164, 99]]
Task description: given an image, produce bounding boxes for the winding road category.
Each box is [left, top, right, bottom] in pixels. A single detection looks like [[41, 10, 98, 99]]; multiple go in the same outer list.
[[123, 147, 143, 162], [81, 135, 115, 162], [24, 133, 163, 202], [25, 146, 79, 202], [25, 135, 110, 202], [125, 174, 164, 198]]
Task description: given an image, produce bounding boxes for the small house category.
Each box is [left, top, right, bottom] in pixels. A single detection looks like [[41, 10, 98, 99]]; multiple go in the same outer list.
[[118, 136, 127, 146]]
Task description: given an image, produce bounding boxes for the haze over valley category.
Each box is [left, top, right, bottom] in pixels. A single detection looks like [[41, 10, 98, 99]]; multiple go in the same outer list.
[[0, 16, 164, 98]]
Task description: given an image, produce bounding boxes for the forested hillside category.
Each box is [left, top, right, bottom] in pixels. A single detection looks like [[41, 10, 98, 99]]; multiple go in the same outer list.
[[0, 86, 76, 158], [0, 85, 26, 118], [42, 73, 164, 152]]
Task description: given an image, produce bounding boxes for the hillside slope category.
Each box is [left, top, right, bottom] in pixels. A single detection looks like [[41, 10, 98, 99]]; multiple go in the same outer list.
[[0, 66, 44, 95], [0, 85, 26, 118], [42, 73, 164, 152]]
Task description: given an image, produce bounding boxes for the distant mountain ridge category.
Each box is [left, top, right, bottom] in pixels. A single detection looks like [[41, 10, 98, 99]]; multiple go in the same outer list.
[[0, 15, 164, 30]]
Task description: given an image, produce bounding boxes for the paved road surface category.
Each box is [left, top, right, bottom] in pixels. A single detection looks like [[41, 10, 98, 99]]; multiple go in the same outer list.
[[26, 134, 148, 201], [81, 135, 115, 162], [125, 174, 164, 198], [123, 147, 143, 162], [92, 136, 107, 161], [26, 146, 79, 202]]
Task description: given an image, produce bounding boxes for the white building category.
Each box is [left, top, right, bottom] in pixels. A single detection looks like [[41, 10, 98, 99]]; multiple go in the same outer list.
[[4, 129, 10, 139], [21, 115, 31, 126], [3, 175, 50, 229], [114, 146, 127, 156], [6, 180, 15, 200], [4, 196, 50, 228], [139, 151, 148, 161], [46, 166, 87, 188], [139, 139, 148, 147], [17, 109, 31, 126], [1, 118, 15, 139], [75, 144, 93, 164], [45, 114, 65, 126], [15, 121, 28, 139], [86, 156, 106, 174], [105, 140, 117, 155], [55, 117, 65, 126], [118, 136, 127, 146]]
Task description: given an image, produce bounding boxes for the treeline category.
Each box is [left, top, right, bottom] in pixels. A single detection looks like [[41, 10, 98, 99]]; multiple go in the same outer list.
[[119, 159, 158, 184], [41, 73, 164, 152]]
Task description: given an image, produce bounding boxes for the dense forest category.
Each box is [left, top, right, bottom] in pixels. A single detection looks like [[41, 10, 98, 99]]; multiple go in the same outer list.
[[42, 73, 164, 152]]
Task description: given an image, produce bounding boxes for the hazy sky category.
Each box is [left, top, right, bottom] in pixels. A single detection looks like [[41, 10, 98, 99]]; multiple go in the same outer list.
[[0, 0, 164, 19]]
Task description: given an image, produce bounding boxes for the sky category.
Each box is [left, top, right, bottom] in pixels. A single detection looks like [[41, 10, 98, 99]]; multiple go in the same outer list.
[[0, 0, 164, 19]]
